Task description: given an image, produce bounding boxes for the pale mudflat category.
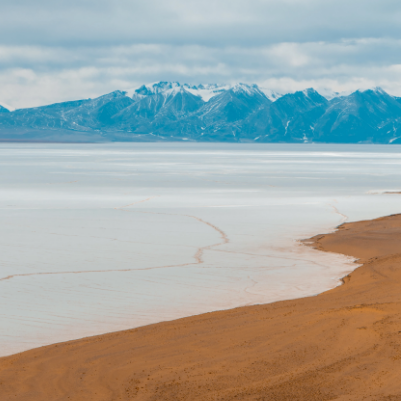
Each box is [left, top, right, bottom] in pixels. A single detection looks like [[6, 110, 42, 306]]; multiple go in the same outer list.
[[6, 143, 401, 356], [1, 214, 401, 400]]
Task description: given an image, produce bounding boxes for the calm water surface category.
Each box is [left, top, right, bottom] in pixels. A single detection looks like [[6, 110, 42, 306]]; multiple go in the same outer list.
[[1, 143, 401, 356]]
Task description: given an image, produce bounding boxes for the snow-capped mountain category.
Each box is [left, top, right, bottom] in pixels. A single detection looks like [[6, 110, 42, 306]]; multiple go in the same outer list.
[[124, 82, 262, 102], [1, 82, 401, 143]]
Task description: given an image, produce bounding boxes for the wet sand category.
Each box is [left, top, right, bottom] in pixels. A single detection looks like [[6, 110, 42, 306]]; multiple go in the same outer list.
[[2, 214, 401, 400]]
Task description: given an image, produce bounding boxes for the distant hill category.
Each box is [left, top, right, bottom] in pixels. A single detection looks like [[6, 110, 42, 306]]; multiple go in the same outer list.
[[1, 82, 401, 143]]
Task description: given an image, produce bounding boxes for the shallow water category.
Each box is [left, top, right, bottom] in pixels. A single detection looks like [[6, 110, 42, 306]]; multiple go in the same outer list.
[[1, 143, 401, 356]]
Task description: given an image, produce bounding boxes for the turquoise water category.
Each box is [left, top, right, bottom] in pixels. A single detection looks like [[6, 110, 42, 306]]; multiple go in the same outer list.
[[1, 143, 401, 356]]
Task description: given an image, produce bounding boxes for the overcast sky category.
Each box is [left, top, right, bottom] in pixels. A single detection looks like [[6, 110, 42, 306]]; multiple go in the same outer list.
[[2, 0, 401, 109]]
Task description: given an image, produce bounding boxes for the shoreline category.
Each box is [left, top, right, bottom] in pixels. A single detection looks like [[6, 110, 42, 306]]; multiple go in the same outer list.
[[0, 214, 355, 360], [0, 222, 353, 359], [2, 213, 401, 400]]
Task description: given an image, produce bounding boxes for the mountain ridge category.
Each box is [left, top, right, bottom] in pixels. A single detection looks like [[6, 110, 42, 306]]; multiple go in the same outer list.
[[1, 83, 401, 143]]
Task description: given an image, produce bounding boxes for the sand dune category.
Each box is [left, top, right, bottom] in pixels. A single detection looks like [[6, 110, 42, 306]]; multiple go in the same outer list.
[[2, 214, 401, 400]]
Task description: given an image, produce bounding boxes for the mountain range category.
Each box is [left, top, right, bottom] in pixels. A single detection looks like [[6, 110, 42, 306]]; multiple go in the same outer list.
[[1, 82, 401, 143]]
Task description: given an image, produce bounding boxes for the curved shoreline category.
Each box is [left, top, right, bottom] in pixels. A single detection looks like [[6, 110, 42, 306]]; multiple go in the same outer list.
[[2, 213, 401, 400]]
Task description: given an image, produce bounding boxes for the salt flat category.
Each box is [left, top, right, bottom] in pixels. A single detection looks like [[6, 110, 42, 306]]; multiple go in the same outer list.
[[0, 142, 400, 356]]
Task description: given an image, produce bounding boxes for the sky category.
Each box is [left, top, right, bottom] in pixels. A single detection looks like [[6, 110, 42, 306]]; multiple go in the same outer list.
[[2, 0, 401, 109]]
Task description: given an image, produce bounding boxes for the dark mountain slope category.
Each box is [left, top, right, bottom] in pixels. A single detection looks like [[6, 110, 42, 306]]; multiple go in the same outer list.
[[242, 89, 328, 142], [313, 88, 401, 143], [0, 91, 134, 132], [188, 84, 271, 141], [109, 87, 205, 138]]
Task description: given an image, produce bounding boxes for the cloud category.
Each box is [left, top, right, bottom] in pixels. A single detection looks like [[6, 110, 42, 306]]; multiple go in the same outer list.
[[1, 1, 401, 108], [2, 0, 401, 46]]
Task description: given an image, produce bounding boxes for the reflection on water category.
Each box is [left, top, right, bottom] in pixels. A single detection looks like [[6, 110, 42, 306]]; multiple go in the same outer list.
[[1, 143, 401, 356]]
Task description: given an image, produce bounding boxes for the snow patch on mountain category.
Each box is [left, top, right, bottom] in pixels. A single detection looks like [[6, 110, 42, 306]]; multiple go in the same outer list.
[[230, 83, 256, 94], [0, 102, 14, 112], [186, 84, 230, 101], [257, 86, 284, 102], [320, 87, 388, 100], [122, 82, 274, 103], [124, 82, 182, 99], [122, 80, 379, 105]]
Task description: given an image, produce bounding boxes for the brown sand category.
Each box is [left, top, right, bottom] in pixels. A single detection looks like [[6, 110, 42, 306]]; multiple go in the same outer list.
[[2, 214, 401, 401]]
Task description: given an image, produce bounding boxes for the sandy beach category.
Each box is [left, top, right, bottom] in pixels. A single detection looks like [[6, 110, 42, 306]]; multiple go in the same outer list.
[[1, 213, 401, 400]]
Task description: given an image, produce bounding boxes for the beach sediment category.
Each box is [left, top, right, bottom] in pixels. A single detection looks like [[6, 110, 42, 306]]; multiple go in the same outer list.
[[1, 213, 401, 400]]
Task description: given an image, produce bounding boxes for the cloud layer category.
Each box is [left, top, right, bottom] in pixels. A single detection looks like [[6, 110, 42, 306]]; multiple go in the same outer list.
[[2, 0, 401, 108]]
